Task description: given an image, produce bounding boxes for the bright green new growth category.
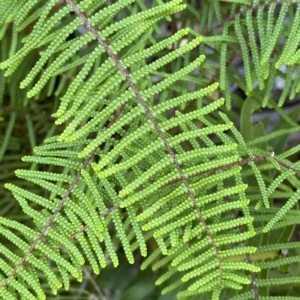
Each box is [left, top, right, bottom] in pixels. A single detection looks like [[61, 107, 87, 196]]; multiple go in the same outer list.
[[0, 0, 300, 300]]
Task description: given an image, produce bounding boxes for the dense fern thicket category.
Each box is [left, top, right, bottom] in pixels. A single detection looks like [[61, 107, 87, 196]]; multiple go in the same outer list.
[[0, 0, 300, 299]]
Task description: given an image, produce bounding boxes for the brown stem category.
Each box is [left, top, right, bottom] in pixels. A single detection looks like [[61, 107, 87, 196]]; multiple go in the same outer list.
[[3, 0, 300, 291], [273, 157, 300, 177], [204, 0, 299, 35], [65, 0, 223, 285], [3, 147, 299, 288], [166, 153, 272, 186], [68, 204, 120, 241], [246, 253, 259, 300], [0, 94, 126, 290], [0, 151, 96, 290]]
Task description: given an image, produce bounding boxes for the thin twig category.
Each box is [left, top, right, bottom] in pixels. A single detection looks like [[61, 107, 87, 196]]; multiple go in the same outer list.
[[3, 147, 299, 287], [232, 203, 259, 300], [0, 151, 96, 289], [65, 0, 223, 285], [273, 157, 300, 177], [68, 205, 120, 242], [166, 153, 272, 186], [3, 0, 300, 291], [246, 253, 259, 300], [205, 0, 300, 35], [166, 152, 300, 186], [0, 95, 126, 290]]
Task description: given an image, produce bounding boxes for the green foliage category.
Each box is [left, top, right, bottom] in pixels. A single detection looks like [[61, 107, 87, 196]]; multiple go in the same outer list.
[[0, 0, 300, 299]]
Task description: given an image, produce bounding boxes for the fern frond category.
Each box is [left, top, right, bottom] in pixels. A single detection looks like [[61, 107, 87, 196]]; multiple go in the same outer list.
[[1, 0, 300, 299]]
